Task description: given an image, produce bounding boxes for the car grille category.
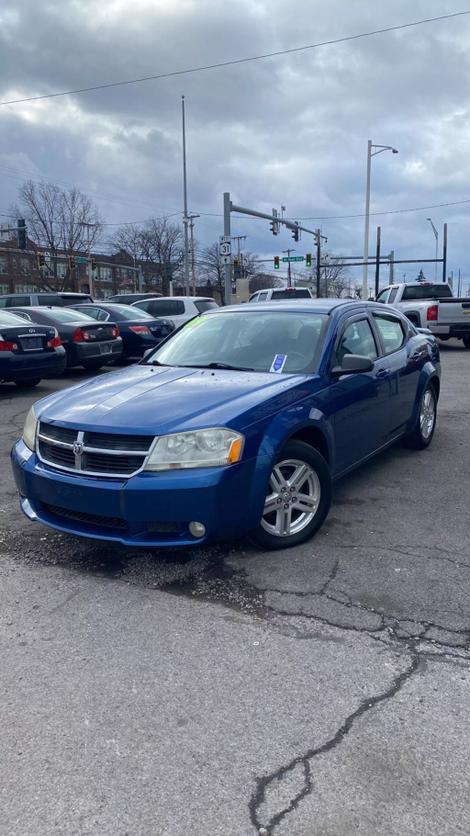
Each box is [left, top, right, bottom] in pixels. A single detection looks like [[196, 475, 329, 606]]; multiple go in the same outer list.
[[37, 421, 154, 478]]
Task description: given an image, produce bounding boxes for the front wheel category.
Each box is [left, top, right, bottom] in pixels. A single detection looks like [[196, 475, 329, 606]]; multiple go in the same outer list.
[[462, 335, 470, 349], [251, 440, 332, 550], [403, 384, 437, 449]]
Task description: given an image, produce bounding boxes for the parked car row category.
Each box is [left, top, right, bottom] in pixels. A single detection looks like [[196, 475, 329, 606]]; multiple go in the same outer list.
[[0, 292, 219, 388]]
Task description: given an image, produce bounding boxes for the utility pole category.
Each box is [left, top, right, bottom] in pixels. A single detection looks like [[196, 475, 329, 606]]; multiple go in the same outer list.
[[187, 213, 199, 295], [181, 95, 190, 295], [282, 249, 295, 287], [316, 228, 321, 298]]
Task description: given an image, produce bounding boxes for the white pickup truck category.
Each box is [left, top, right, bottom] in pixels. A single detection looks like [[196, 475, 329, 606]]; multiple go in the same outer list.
[[376, 282, 470, 348]]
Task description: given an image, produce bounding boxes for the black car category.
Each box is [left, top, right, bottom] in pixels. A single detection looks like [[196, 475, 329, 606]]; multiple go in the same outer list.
[[108, 292, 162, 305], [0, 309, 66, 388], [0, 292, 93, 308], [70, 303, 175, 359], [10, 307, 123, 370]]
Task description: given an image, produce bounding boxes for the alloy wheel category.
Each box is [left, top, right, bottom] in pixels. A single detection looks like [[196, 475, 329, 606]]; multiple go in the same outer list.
[[420, 389, 436, 440], [261, 458, 321, 538]]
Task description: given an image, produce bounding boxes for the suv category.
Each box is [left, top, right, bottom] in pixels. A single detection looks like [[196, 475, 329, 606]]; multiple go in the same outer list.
[[0, 292, 93, 308], [249, 287, 313, 302], [131, 296, 218, 327], [108, 292, 163, 304]]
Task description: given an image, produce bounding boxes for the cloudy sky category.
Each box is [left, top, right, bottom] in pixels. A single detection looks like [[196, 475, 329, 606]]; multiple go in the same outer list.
[[1, 0, 470, 291]]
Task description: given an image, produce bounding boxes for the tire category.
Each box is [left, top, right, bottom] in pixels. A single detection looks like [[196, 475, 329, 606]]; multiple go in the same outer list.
[[14, 378, 40, 388], [251, 440, 332, 551], [82, 360, 103, 370], [403, 383, 437, 450], [462, 335, 470, 349]]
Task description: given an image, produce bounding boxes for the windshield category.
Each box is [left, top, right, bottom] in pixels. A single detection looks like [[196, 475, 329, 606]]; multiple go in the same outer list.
[[106, 304, 155, 320], [36, 307, 96, 322], [402, 284, 453, 300], [0, 310, 30, 326], [144, 311, 326, 374]]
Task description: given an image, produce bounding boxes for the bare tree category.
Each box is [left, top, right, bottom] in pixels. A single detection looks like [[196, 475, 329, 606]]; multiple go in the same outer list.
[[16, 180, 103, 289], [199, 242, 226, 302], [139, 218, 183, 295], [111, 224, 144, 266], [248, 272, 282, 293], [306, 253, 350, 298]]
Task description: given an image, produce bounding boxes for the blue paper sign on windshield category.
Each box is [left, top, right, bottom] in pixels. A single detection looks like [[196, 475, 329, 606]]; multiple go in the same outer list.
[[270, 354, 287, 373]]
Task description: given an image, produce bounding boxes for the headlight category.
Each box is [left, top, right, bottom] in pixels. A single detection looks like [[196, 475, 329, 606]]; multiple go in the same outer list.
[[144, 428, 244, 471], [22, 406, 38, 451]]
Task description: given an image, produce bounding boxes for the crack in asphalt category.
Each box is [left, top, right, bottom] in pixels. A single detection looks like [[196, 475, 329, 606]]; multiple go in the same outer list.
[[249, 641, 420, 835]]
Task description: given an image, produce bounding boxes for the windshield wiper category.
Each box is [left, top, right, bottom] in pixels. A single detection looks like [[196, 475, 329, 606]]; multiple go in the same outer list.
[[179, 362, 255, 372]]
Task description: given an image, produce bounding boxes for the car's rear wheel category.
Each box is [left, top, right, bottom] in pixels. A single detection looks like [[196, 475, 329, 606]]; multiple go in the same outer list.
[[403, 383, 437, 449], [462, 335, 470, 349], [14, 378, 40, 388], [251, 440, 331, 550]]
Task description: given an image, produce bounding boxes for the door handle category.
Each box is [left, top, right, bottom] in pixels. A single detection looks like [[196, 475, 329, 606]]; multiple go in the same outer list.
[[376, 368, 391, 379]]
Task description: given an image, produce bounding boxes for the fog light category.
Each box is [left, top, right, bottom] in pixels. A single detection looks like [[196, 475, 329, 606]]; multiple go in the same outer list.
[[189, 521, 206, 538]]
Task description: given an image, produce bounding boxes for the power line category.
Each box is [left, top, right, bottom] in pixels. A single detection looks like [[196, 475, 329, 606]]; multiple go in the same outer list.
[[1, 11, 468, 107], [196, 195, 470, 221]]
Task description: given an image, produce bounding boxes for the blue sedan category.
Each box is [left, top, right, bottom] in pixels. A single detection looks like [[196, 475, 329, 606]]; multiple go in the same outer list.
[[11, 300, 440, 550]]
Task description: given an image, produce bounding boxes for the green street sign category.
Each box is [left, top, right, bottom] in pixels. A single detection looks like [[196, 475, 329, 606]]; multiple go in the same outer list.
[[75, 256, 88, 265], [282, 256, 305, 263]]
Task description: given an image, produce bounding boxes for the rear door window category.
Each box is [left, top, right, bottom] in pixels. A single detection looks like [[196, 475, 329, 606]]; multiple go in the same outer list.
[[271, 289, 311, 299], [38, 294, 61, 306], [146, 300, 185, 316], [373, 314, 406, 354], [6, 296, 29, 307]]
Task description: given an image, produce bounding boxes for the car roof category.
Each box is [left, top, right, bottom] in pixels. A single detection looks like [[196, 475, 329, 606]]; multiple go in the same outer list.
[[135, 296, 213, 302], [251, 287, 311, 293]]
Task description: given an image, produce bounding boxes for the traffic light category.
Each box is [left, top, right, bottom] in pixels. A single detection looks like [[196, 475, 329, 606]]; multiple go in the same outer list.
[[17, 219, 27, 249], [36, 253, 46, 269], [305, 253, 312, 267], [90, 257, 97, 271], [274, 256, 280, 270], [68, 256, 76, 270], [291, 225, 300, 242], [270, 208, 279, 235]]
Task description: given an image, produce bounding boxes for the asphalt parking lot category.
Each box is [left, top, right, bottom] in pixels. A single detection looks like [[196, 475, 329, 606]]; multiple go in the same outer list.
[[1, 345, 469, 836]]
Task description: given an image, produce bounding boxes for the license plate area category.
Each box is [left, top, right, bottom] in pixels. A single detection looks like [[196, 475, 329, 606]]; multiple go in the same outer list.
[[20, 336, 44, 351], [100, 342, 113, 354]]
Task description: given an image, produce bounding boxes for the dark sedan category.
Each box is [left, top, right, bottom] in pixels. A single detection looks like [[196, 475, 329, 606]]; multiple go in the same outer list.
[[70, 303, 175, 359], [0, 309, 66, 388], [10, 307, 123, 370]]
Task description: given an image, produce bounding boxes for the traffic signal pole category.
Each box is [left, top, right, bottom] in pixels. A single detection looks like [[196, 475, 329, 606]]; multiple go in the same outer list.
[[223, 192, 327, 303]]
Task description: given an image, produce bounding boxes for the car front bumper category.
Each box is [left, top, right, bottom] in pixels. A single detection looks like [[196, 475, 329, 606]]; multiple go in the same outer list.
[[11, 440, 264, 547]]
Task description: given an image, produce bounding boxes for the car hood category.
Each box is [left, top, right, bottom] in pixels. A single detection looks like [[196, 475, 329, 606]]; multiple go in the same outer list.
[[35, 364, 316, 435]]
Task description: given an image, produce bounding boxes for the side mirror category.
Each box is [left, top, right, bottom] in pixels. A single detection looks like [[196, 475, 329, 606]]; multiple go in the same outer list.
[[332, 354, 374, 376]]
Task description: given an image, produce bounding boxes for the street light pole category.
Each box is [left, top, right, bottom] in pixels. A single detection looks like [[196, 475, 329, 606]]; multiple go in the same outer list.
[[426, 218, 438, 281], [362, 140, 398, 300], [181, 95, 190, 295]]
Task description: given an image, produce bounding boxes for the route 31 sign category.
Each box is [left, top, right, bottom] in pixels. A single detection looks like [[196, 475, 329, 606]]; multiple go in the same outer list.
[[219, 237, 232, 264]]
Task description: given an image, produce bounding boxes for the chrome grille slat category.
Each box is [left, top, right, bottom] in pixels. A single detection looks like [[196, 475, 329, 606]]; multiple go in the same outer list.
[[38, 421, 154, 478]]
